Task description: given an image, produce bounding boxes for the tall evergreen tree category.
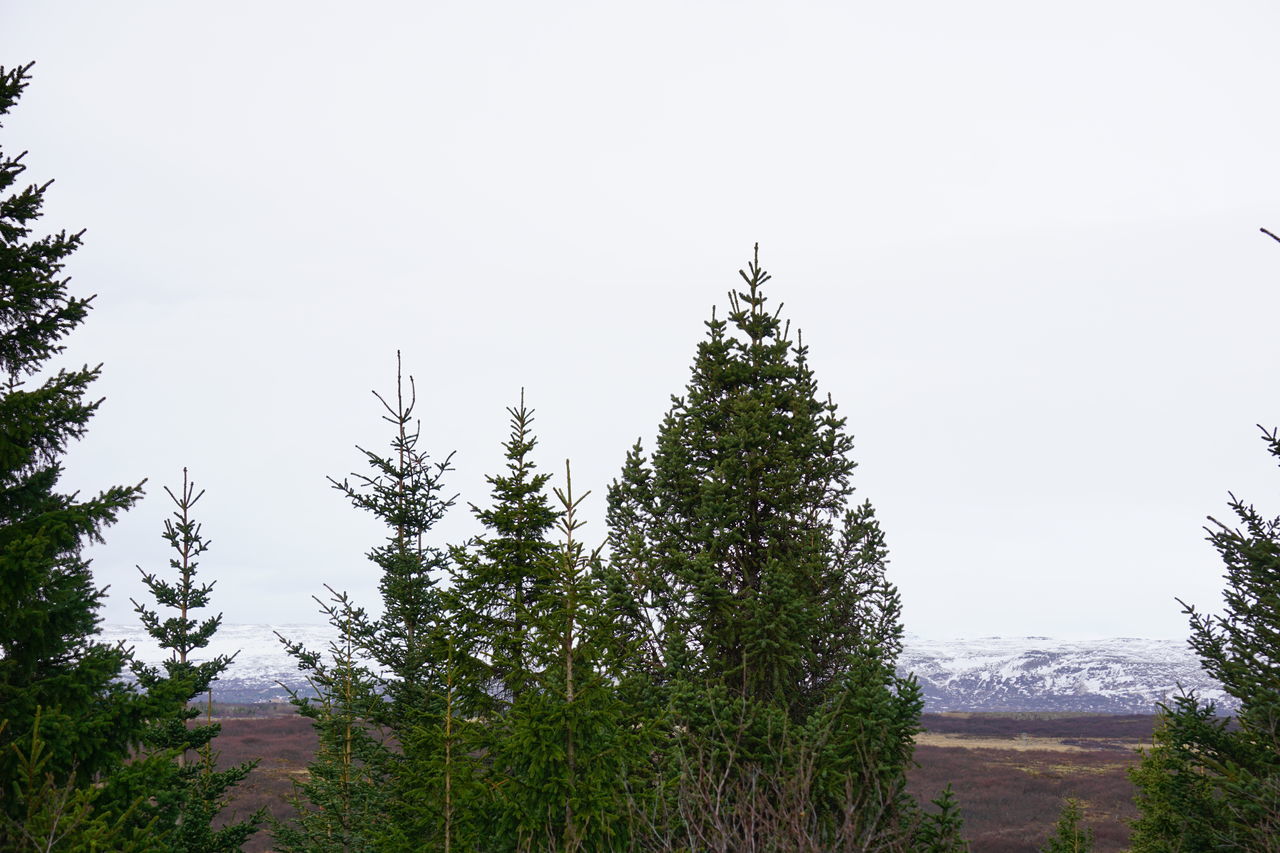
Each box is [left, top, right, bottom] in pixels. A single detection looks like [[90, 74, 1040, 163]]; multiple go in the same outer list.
[[448, 393, 559, 717], [444, 400, 654, 850], [327, 353, 455, 720], [281, 354, 466, 851], [493, 460, 647, 852], [605, 247, 907, 714], [274, 587, 391, 853], [1131, 425, 1280, 850], [130, 468, 262, 851], [603, 246, 933, 847], [439, 395, 558, 849], [0, 61, 148, 841]]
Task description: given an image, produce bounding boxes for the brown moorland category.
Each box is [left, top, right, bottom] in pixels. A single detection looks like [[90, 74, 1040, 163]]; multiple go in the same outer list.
[[204, 706, 1156, 852], [910, 713, 1155, 852]]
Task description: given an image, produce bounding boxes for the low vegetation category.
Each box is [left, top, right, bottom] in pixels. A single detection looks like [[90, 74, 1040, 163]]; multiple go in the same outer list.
[[199, 710, 1148, 852]]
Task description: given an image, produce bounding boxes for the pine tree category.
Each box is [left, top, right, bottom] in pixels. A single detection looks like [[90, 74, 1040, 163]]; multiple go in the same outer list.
[[130, 468, 262, 851], [274, 587, 391, 853], [0, 61, 148, 840], [915, 785, 969, 852], [493, 460, 646, 852], [444, 400, 654, 850], [1040, 799, 1093, 853], [442, 395, 558, 849], [336, 356, 463, 851], [327, 353, 455, 720], [447, 393, 559, 717], [0, 716, 159, 852], [1128, 697, 1231, 851], [603, 246, 928, 846], [605, 246, 908, 713], [1131, 425, 1280, 849], [282, 354, 466, 851]]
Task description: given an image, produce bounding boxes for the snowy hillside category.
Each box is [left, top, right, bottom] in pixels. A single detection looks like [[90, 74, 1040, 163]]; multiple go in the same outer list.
[[900, 635, 1233, 714], [99, 624, 1231, 712], [102, 623, 343, 703]]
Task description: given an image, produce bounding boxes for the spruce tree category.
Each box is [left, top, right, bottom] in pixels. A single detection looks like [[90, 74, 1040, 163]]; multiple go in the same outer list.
[[335, 357, 463, 851], [1040, 799, 1093, 853], [447, 393, 559, 717], [447, 401, 650, 850], [605, 247, 907, 714], [1, 716, 158, 851], [282, 354, 466, 851], [1130, 425, 1280, 849], [493, 460, 646, 852], [915, 785, 969, 852], [442, 395, 558, 849], [0, 61, 148, 840], [326, 353, 454, 720], [274, 587, 391, 853], [130, 468, 262, 851], [603, 246, 929, 846]]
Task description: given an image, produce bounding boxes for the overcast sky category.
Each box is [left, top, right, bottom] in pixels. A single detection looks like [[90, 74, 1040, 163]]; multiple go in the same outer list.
[[4, 2, 1279, 640]]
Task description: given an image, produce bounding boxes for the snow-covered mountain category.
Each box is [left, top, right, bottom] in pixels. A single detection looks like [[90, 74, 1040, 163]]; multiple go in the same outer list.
[[900, 635, 1233, 714], [103, 623, 342, 703], [99, 624, 1231, 713]]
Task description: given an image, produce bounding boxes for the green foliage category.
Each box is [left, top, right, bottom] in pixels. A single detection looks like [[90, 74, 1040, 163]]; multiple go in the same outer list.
[[1129, 697, 1232, 851], [602, 246, 932, 847], [448, 394, 559, 716], [915, 784, 969, 852], [327, 353, 454, 716], [492, 461, 644, 852], [274, 588, 391, 853], [604, 246, 908, 713], [0, 60, 147, 843], [377, 638, 488, 853], [443, 396, 560, 849], [280, 354, 465, 851], [1130, 426, 1280, 850], [657, 655, 926, 849], [130, 469, 262, 851], [449, 400, 650, 851], [0, 717, 159, 852], [1040, 798, 1092, 853]]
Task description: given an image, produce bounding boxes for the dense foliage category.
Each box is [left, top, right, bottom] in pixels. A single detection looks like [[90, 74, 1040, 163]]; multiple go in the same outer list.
[[278, 356, 459, 850], [266, 251, 968, 850], [131, 469, 262, 850], [602, 247, 954, 849], [0, 61, 155, 849], [1131, 426, 1280, 850]]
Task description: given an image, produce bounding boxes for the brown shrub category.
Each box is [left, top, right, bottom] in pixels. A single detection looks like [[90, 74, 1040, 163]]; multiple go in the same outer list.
[[909, 743, 1140, 852]]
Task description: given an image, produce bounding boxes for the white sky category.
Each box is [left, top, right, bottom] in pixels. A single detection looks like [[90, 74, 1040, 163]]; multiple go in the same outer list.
[[4, 1, 1279, 640]]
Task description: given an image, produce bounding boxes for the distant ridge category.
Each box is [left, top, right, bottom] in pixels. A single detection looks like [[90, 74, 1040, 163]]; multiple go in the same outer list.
[[900, 634, 1232, 714], [100, 624, 1231, 713]]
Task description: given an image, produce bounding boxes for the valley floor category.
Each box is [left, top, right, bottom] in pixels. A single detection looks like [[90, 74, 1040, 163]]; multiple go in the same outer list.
[[207, 706, 1153, 852]]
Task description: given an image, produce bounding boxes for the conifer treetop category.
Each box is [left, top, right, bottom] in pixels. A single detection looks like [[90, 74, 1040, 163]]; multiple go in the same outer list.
[[132, 468, 225, 666], [606, 244, 899, 716]]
